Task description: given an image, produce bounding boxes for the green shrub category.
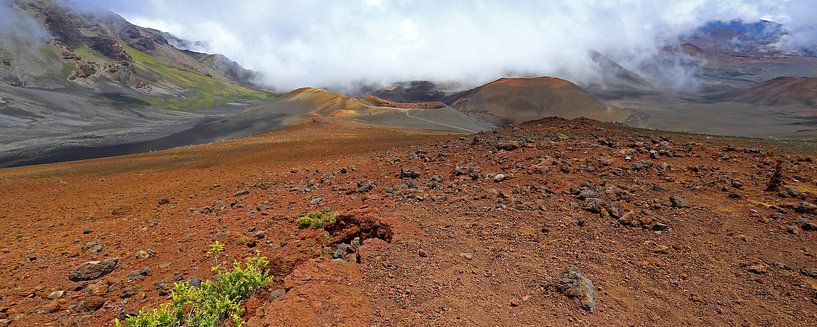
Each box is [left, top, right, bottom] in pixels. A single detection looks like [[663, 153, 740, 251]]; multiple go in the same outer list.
[[120, 252, 271, 327], [294, 211, 337, 229]]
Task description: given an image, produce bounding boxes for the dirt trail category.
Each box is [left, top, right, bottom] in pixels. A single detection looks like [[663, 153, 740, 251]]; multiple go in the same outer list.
[[0, 117, 816, 326]]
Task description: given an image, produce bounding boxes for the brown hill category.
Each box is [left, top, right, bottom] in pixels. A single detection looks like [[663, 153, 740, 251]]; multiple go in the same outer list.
[[735, 77, 817, 106], [241, 88, 490, 133], [448, 77, 628, 126]]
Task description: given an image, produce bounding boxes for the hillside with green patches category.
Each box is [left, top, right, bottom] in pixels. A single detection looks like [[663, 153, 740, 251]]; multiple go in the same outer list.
[[126, 47, 274, 109]]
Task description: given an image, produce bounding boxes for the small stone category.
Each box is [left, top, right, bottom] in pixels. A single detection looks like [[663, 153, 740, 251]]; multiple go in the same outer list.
[[82, 239, 104, 253], [418, 249, 428, 257], [47, 291, 64, 300], [233, 189, 250, 197], [496, 141, 521, 151], [493, 174, 506, 182], [79, 296, 105, 312], [333, 244, 349, 259], [43, 302, 60, 314], [135, 249, 154, 259], [269, 288, 286, 302], [157, 198, 170, 205], [88, 281, 109, 296], [747, 263, 769, 274], [459, 252, 474, 260], [188, 277, 202, 287], [652, 223, 669, 231]]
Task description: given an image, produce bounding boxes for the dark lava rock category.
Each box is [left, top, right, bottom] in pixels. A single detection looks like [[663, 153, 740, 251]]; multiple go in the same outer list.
[[795, 202, 817, 215], [582, 198, 604, 214], [496, 141, 521, 151], [400, 168, 421, 179], [356, 180, 376, 193], [68, 258, 119, 282], [631, 160, 653, 171], [556, 265, 596, 313]]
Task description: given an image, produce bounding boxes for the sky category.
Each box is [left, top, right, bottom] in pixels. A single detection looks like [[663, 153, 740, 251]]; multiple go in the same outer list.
[[63, 0, 817, 90]]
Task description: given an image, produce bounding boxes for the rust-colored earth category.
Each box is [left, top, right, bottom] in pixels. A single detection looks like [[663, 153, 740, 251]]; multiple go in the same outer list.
[[1, 116, 816, 326]]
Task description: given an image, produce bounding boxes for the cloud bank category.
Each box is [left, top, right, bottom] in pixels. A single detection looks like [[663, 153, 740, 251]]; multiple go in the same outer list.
[[67, 0, 817, 90]]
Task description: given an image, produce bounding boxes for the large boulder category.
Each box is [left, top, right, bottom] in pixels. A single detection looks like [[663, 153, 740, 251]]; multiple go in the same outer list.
[[68, 258, 120, 282]]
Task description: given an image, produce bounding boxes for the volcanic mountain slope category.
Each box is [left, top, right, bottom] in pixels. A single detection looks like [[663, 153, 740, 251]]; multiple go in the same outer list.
[[0, 0, 270, 107], [734, 77, 817, 106], [0, 117, 816, 326], [446, 77, 629, 126]]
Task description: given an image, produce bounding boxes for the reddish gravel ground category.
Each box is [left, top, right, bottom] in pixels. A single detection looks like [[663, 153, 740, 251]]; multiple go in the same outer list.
[[1, 117, 816, 327]]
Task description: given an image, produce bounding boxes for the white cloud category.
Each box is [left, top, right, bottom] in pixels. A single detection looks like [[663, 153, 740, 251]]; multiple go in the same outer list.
[[72, 0, 817, 90]]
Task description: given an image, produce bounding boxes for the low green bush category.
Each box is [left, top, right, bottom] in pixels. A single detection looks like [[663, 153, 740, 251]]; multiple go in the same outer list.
[[294, 211, 337, 229], [118, 252, 271, 327]]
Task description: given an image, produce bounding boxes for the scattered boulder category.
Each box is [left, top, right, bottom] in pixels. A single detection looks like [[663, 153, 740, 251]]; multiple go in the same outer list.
[[356, 180, 376, 193], [68, 258, 120, 282], [400, 168, 421, 179], [82, 239, 103, 253], [555, 265, 596, 313], [582, 198, 604, 214], [795, 202, 817, 215], [669, 196, 690, 208]]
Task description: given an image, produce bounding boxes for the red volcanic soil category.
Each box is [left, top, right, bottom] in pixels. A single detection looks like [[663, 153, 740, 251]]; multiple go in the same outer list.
[[450, 77, 629, 126], [1, 117, 817, 326], [735, 77, 817, 106], [364, 95, 447, 109]]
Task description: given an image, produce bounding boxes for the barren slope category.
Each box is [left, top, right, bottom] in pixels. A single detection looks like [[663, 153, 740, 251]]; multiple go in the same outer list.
[[0, 117, 816, 326], [735, 77, 817, 106]]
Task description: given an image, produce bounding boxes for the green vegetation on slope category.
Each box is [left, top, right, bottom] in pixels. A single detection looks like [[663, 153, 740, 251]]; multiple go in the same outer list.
[[119, 252, 271, 327], [295, 210, 337, 229], [125, 47, 273, 109]]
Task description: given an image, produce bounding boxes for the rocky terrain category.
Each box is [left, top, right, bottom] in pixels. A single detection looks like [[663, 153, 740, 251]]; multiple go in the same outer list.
[[0, 116, 816, 326]]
